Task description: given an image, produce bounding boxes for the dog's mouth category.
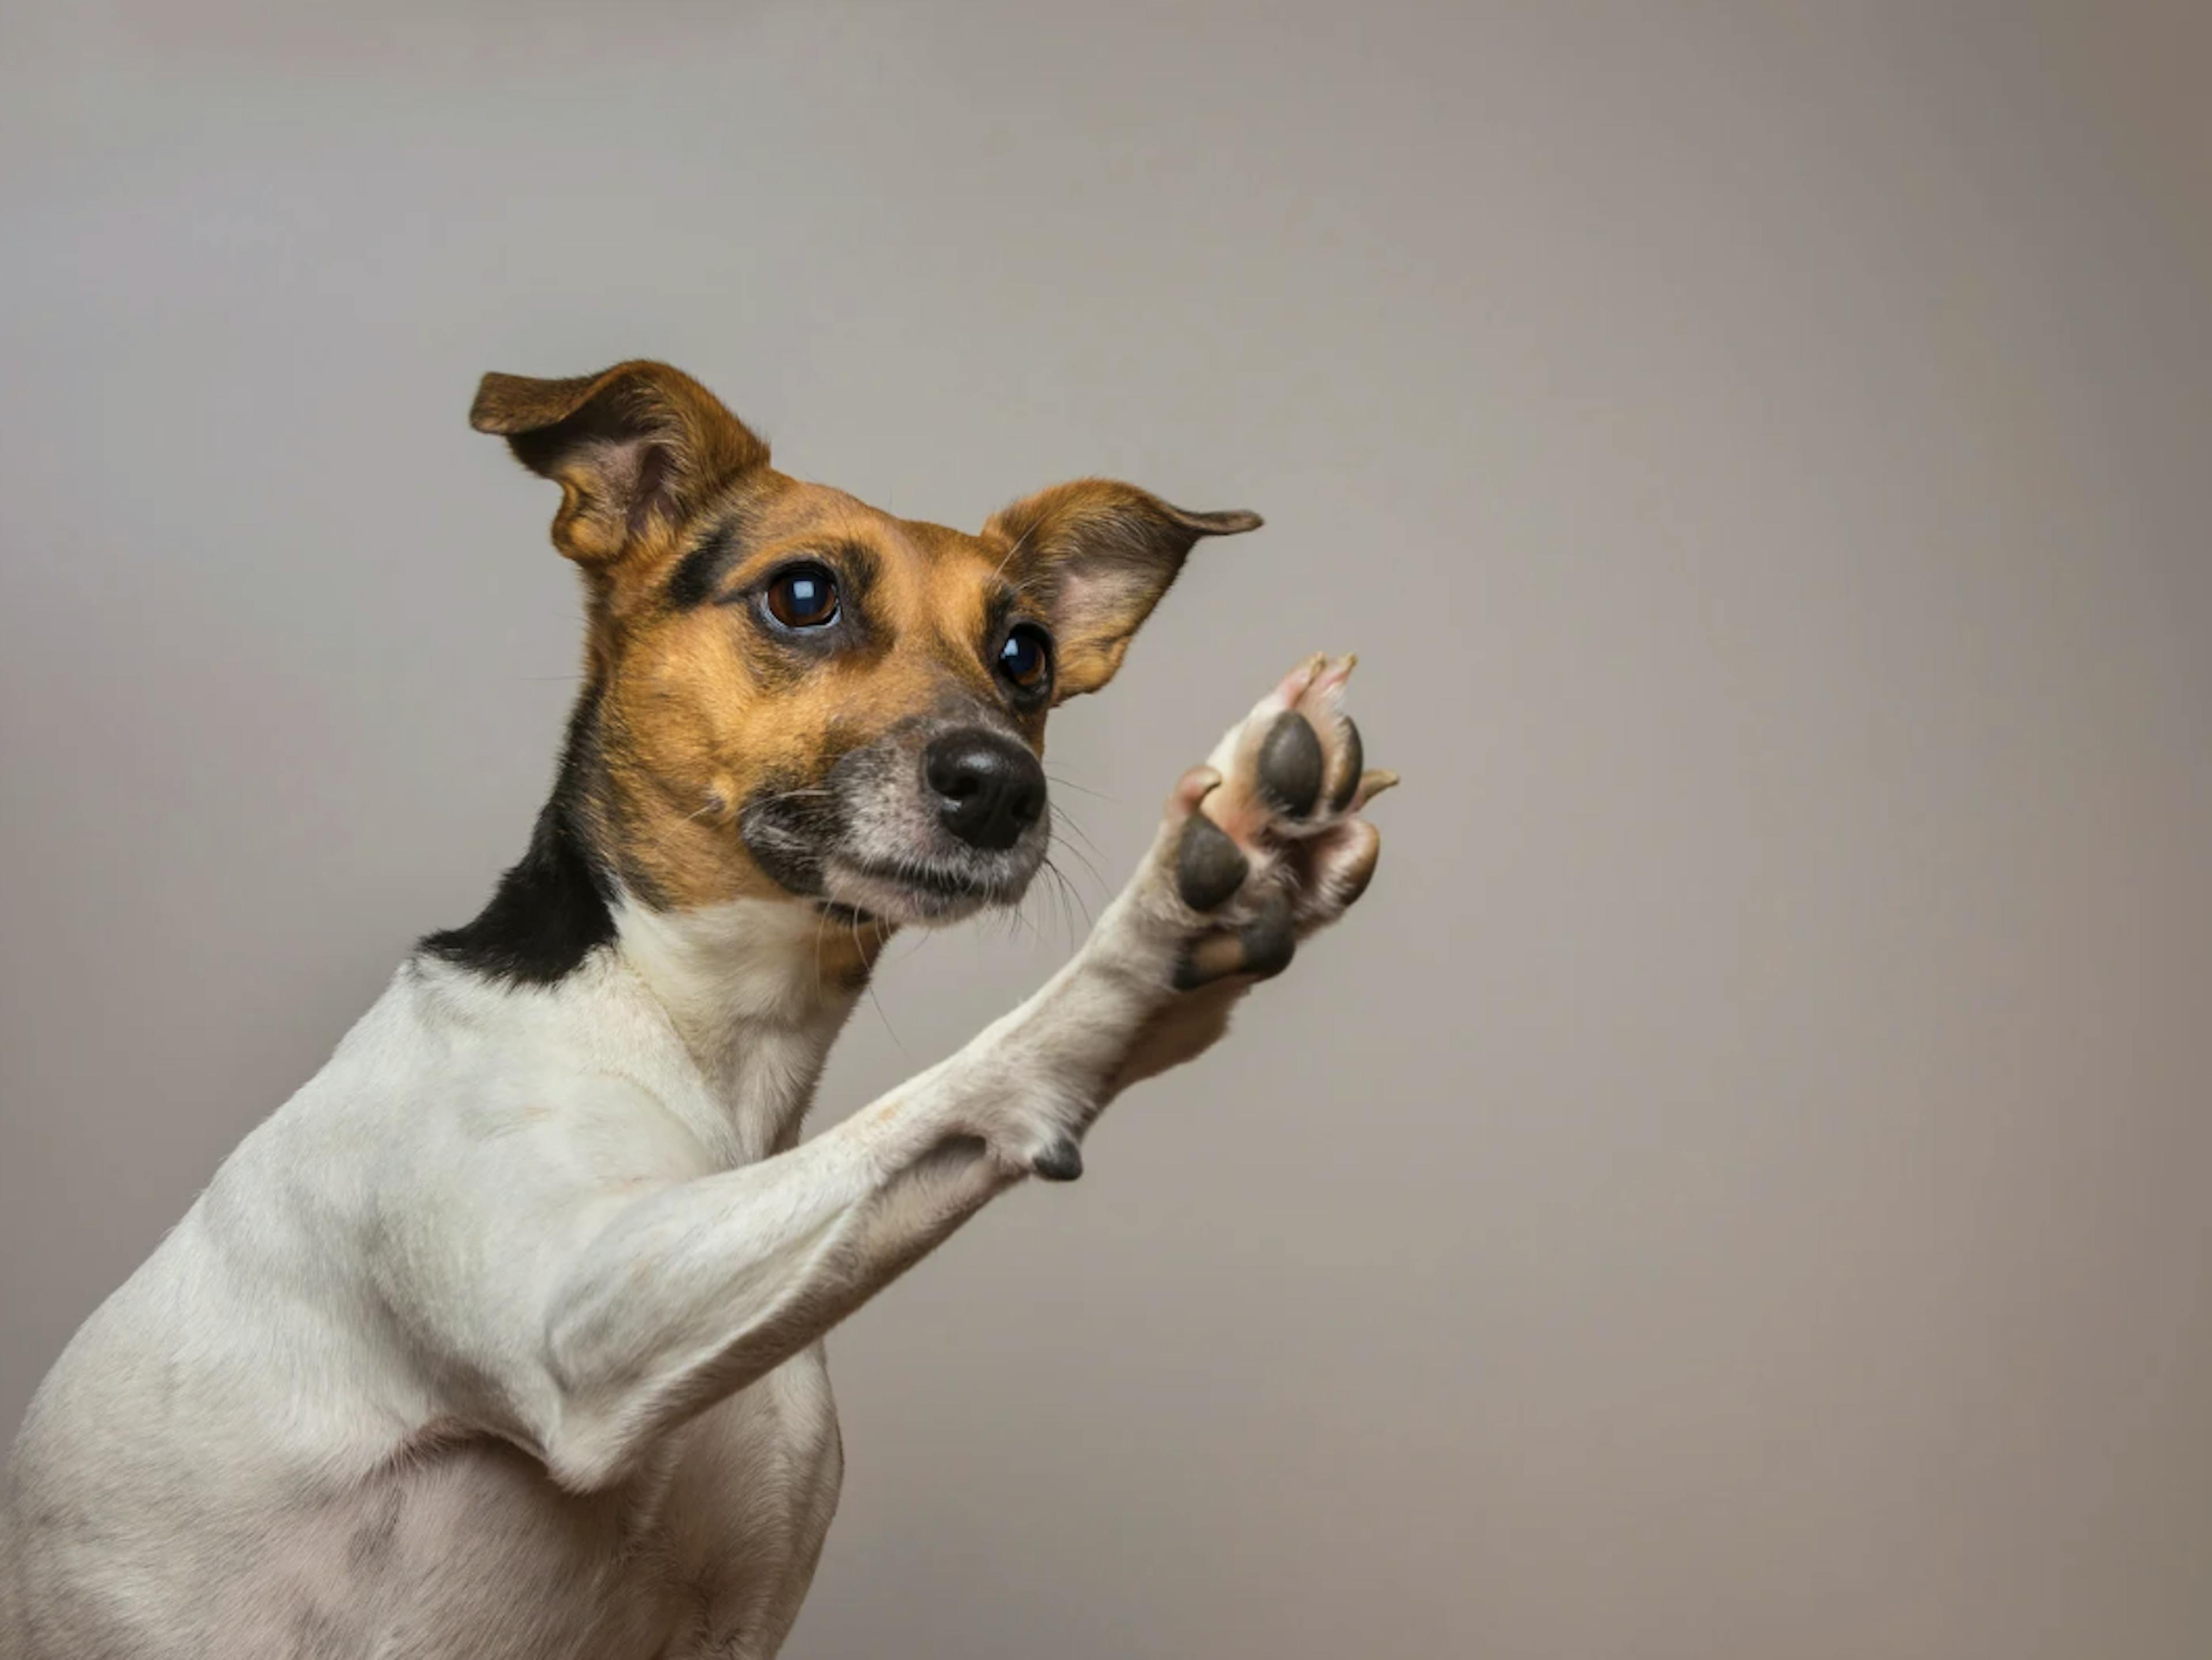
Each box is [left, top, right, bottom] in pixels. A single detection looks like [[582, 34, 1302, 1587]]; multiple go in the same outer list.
[[816, 852, 1039, 928]]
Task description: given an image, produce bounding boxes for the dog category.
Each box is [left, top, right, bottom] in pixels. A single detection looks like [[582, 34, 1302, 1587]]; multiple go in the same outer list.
[[1, 361, 1391, 1659]]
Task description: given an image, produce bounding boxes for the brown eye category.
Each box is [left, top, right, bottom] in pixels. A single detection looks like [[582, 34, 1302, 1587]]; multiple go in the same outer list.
[[764, 563, 839, 629], [996, 623, 1053, 695]]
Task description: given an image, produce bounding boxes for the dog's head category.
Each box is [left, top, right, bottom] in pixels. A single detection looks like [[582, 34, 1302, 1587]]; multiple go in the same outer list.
[[474, 361, 1258, 928]]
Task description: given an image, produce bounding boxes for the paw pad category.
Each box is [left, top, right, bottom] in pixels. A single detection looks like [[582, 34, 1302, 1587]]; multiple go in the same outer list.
[[1257, 711, 1324, 818], [1238, 893, 1298, 980], [1175, 811, 1250, 912], [1173, 893, 1298, 990]]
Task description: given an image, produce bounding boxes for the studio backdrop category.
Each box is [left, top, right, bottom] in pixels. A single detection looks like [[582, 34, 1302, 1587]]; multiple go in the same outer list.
[[3, 4, 2207, 1657]]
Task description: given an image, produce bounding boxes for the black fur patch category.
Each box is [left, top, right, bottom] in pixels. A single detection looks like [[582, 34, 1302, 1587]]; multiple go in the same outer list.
[[666, 505, 760, 610], [418, 686, 619, 986]]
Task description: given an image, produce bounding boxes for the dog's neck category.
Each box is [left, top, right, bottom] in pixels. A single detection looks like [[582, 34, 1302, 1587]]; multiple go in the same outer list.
[[610, 897, 878, 1156], [419, 682, 892, 1157], [613, 895, 870, 1053]]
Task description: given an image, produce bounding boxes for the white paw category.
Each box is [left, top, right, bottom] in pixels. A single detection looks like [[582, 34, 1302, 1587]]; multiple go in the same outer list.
[[1146, 652, 1393, 989], [974, 656, 1392, 1185]]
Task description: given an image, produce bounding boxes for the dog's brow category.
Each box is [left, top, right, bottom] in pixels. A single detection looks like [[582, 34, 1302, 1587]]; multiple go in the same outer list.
[[666, 511, 758, 610], [978, 580, 1023, 651], [823, 541, 883, 609], [714, 538, 884, 608], [674, 532, 887, 612]]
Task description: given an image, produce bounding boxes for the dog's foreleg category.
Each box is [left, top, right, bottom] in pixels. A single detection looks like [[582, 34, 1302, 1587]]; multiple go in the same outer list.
[[417, 657, 1385, 1493], [529, 1089, 1012, 1489], [532, 903, 1205, 1489]]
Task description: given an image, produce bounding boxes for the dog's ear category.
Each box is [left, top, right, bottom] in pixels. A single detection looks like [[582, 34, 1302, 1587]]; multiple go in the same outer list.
[[984, 479, 1261, 699], [471, 362, 770, 565]]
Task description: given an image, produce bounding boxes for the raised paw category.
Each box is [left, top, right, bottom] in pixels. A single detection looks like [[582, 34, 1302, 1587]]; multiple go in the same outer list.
[[1155, 653, 1393, 989], [988, 661, 1393, 1182]]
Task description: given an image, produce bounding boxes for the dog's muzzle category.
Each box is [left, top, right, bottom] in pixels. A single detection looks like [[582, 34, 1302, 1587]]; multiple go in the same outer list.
[[740, 721, 1050, 925]]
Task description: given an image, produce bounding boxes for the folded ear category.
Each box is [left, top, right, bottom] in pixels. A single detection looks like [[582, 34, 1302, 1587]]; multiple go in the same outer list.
[[983, 479, 1261, 699], [470, 361, 770, 564]]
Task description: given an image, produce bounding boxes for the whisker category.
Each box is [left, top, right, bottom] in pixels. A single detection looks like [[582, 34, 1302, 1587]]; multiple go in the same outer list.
[[1049, 831, 1108, 898], [1035, 867, 1066, 948], [1041, 854, 1093, 939], [1048, 804, 1108, 865], [1044, 773, 1117, 803], [1031, 859, 1066, 947], [1061, 864, 1092, 943], [854, 911, 907, 1057], [1001, 897, 1041, 946]]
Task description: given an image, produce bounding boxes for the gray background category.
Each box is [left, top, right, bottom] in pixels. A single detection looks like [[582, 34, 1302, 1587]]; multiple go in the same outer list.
[[3, 3, 2208, 1656]]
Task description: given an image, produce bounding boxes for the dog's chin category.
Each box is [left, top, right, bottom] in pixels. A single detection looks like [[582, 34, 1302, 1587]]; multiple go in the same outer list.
[[820, 854, 1039, 929]]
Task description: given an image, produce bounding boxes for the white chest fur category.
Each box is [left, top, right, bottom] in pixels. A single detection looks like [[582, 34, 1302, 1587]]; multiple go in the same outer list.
[[5, 900, 865, 1660]]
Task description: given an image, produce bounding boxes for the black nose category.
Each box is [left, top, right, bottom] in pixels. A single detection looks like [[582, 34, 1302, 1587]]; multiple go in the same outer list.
[[924, 729, 1047, 852]]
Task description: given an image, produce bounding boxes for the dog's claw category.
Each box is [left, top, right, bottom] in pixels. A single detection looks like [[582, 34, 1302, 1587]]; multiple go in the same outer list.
[[1031, 1137, 1084, 1182], [1176, 811, 1249, 912], [1355, 767, 1400, 806], [1258, 711, 1324, 818]]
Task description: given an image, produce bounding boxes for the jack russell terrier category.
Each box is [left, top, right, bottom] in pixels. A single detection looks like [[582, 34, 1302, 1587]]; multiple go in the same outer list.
[[2, 361, 1391, 1659]]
